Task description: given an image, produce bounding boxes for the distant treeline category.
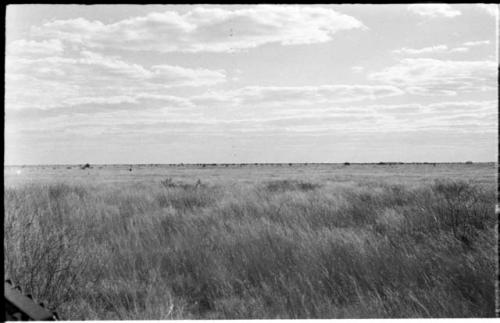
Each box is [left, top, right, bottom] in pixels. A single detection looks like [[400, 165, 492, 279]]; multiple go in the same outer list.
[[74, 161, 476, 169], [104, 161, 475, 167], [10, 161, 483, 168]]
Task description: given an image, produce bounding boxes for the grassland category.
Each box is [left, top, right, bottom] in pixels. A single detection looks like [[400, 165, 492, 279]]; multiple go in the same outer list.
[[3, 163, 497, 319]]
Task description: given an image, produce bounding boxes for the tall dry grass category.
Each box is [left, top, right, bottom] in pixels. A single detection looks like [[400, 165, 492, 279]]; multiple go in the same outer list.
[[4, 177, 496, 319]]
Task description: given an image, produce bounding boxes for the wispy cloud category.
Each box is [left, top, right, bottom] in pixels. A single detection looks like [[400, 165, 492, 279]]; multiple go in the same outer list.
[[29, 6, 365, 53], [6, 39, 64, 56], [354, 101, 497, 133], [407, 4, 461, 18], [11, 97, 495, 137], [351, 66, 364, 73], [392, 40, 492, 56], [392, 45, 468, 55], [463, 40, 491, 47], [392, 43, 474, 55], [192, 85, 404, 108], [424, 100, 496, 113], [5, 49, 226, 110], [369, 58, 497, 96], [476, 4, 498, 17], [6, 94, 195, 124]]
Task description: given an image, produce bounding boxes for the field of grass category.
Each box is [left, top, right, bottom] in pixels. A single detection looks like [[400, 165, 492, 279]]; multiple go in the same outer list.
[[4, 163, 497, 319]]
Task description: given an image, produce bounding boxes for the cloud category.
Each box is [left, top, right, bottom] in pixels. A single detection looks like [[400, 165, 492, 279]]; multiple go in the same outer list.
[[193, 85, 404, 108], [7, 94, 194, 121], [66, 93, 194, 112], [394, 45, 448, 55], [7, 84, 406, 137], [351, 66, 364, 73], [463, 40, 491, 47], [8, 98, 496, 147], [368, 58, 497, 96], [352, 101, 497, 133], [149, 65, 226, 86], [476, 4, 498, 17], [407, 4, 461, 18], [6, 51, 225, 86], [7, 39, 64, 56], [5, 50, 226, 110], [392, 40, 492, 56], [307, 100, 495, 117], [450, 47, 469, 53], [392, 45, 469, 55], [29, 5, 365, 53], [371, 104, 424, 115], [425, 100, 496, 114]]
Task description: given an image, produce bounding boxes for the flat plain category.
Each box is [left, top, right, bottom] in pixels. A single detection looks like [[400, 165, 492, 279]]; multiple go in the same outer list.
[[4, 163, 497, 319]]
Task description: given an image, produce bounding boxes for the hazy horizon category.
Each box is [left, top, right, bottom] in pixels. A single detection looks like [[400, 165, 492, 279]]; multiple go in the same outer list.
[[4, 161, 496, 167], [5, 4, 499, 165]]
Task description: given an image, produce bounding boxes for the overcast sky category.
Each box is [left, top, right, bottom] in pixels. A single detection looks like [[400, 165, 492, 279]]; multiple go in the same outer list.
[[5, 4, 498, 165]]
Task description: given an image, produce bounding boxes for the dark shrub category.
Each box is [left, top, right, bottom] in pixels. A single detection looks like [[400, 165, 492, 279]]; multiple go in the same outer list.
[[430, 180, 493, 241]]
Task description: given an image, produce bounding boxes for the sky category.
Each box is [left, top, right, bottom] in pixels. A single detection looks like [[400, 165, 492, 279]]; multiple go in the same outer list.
[[4, 4, 499, 165]]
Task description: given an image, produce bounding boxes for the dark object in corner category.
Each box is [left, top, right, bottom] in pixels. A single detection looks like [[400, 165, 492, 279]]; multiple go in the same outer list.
[[4, 281, 58, 321]]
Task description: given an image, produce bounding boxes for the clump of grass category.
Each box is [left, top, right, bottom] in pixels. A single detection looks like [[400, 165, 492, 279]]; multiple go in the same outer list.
[[160, 178, 176, 188], [264, 180, 321, 192], [157, 179, 218, 210], [161, 178, 207, 190]]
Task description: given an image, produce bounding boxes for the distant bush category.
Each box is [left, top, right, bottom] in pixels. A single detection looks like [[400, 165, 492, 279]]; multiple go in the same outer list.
[[344, 162, 350, 166], [465, 161, 473, 164]]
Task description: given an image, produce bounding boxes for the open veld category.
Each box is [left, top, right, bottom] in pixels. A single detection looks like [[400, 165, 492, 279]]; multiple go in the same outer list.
[[4, 163, 497, 319]]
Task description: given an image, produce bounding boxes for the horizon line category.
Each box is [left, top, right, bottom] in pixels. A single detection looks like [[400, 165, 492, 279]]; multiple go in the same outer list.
[[4, 161, 496, 167]]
